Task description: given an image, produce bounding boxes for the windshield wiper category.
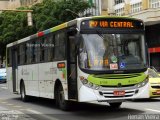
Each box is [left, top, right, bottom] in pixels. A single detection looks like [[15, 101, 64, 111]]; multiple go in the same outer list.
[[95, 30, 104, 39]]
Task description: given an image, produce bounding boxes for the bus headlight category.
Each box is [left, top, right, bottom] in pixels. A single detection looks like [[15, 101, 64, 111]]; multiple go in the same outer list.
[[93, 85, 100, 90], [88, 82, 93, 88], [79, 76, 101, 90], [79, 76, 88, 84], [88, 83, 100, 90], [82, 79, 88, 84], [135, 77, 149, 88]]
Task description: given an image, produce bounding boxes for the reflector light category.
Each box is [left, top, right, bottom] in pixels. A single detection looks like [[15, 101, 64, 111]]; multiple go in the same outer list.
[[38, 32, 44, 37], [57, 62, 65, 68]]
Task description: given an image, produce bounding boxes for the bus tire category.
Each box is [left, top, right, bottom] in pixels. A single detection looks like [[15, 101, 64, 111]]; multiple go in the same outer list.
[[109, 102, 122, 108], [56, 85, 69, 110], [20, 82, 29, 102]]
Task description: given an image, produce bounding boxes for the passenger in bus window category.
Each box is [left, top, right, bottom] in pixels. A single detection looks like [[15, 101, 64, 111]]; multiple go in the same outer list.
[[79, 48, 87, 68]]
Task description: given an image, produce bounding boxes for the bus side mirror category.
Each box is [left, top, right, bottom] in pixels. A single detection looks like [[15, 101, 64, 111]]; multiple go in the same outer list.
[[67, 27, 77, 36]]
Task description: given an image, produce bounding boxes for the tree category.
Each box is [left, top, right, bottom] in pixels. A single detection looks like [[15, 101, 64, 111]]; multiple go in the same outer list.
[[32, 0, 91, 31], [0, 0, 92, 62]]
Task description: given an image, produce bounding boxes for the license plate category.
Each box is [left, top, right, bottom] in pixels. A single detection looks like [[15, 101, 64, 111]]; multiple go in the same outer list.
[[114, 91, 125, 96], [156, 90, 160, 94]]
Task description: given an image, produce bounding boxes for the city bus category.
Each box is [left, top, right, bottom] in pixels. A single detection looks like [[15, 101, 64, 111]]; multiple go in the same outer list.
[[6, 16, 149, 110]]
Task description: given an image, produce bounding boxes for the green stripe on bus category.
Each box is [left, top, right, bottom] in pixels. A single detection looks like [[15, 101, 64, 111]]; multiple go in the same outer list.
[[50, 23, 67, 32], [87, 73, 147, 86]]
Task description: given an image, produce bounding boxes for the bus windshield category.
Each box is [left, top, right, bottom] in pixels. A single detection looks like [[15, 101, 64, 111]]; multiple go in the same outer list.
[[78, 34, 147, 72]]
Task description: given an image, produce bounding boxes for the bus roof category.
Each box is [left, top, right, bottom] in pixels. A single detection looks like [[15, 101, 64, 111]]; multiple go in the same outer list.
[[6, 19, 76, 48], [6, 16, 143, 48]]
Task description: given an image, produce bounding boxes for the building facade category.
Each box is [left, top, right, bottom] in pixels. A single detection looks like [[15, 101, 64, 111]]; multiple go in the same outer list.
[[18, 0, 42, 7], [0, 0, 9, 10], [1, 0, 101, 15], [0, 0, 42, 9], [101, 0, 160, 70], [84, 0, 102, 16]]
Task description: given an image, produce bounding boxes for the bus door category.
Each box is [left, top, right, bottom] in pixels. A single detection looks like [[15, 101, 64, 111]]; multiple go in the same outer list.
[[12, 47, 18, 93], [67, 36, 78, 100]]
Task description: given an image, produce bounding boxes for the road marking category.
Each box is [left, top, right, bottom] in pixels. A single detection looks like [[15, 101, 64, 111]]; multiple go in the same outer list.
[[1, 102, 7, 104], [146, 108, 160, 113], [1, 86, 7, 89], [26, 109, 59, 120], [26, 109, 42, 114], [13, 106, 22, 108], [19, 109, 26, 111], [6, 104, 13, 106], [0, 84, 7, 89], [0, 106, 9, 110]]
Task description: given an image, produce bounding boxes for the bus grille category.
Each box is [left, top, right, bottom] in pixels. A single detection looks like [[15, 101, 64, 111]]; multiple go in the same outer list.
[[101, 84, 136, 88], [99, 90, 136, 98], [152, 92, 160, 95], [93, 73, 141, 79], [151, 86, 160, 89]]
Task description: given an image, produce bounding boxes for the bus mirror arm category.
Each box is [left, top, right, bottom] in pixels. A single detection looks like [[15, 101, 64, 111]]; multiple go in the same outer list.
[[75, 33, 81, 55], [75, 33, 80, 46]]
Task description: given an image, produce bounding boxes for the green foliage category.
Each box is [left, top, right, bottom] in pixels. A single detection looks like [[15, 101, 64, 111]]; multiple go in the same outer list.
[[32, 0, 91, 31], [0, 0, 91, 57]]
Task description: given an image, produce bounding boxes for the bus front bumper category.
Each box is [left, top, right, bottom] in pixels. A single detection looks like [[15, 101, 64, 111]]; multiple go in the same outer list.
[[78, 83, 149, 102]]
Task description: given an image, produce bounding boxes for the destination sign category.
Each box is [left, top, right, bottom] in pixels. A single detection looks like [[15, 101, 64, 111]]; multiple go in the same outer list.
[[89, 21, 134, 28], [80, 18, 144, 30]]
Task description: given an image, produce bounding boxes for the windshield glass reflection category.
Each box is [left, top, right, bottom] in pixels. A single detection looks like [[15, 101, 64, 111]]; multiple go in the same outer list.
[[79, 34, 146, 71]]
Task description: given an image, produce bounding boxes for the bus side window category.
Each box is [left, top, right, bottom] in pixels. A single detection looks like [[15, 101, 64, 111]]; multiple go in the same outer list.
[[35, 40, 40, 62], [7, 49, 9, 66], [24, 44, 27, 64], [44, 36, 49, 62], [31, 41, 36, 63], [40, 37, 45, 62], [7, 48, 9, 66], [48, 34, 54, 61], [7, 48, 12, 67], [17, 46, 20, 65], [54, 31, 66, 60], [19, 44, 25, 65], [26, 42, 31, 64]]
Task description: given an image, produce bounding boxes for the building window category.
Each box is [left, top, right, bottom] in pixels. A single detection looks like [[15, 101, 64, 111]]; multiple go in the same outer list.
[[149, 0, 160, 8], [20, 0, 34, 6], [114, 0, 124, 5], [83, 0, 101, 16], [115, 7, 124, 16], [131, 2, 142, 13]]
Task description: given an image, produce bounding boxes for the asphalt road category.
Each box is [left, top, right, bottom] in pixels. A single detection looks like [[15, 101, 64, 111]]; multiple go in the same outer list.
[[0, 83, 160, 120]]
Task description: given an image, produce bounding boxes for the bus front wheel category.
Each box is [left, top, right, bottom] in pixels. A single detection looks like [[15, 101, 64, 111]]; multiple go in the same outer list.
[[109, 102, 122, 108], [56, 85, 69, 110], [20, 82, 29, 102]]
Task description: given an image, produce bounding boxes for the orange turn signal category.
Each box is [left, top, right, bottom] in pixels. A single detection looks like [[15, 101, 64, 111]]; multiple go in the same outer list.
[[57, 62, 65, 68]]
